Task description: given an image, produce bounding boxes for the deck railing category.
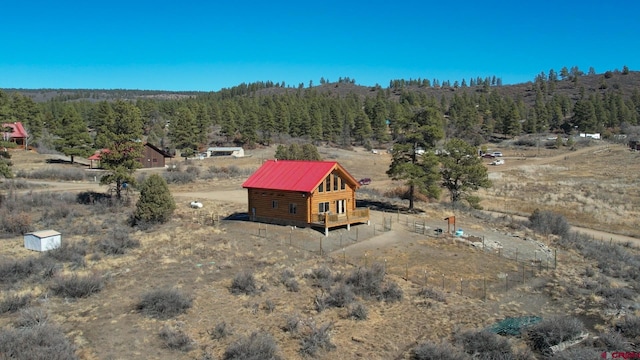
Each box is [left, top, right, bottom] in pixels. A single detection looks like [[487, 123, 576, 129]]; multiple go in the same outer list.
[[313, 207, 370, 227]]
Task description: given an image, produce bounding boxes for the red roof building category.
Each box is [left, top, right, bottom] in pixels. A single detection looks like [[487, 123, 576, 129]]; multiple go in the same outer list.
[[1, 122, 28, 149], [242, 160, 370, 235]]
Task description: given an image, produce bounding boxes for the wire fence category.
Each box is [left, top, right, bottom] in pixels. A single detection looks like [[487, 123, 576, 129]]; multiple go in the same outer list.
[[210, 212, 557, 301]]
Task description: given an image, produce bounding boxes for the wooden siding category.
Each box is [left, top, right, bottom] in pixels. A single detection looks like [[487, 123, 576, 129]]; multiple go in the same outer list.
[[247, 188, 310, 225], [245, 166, 369, 230], [139, 145, 166, 168], [309, 171, 356, 219]]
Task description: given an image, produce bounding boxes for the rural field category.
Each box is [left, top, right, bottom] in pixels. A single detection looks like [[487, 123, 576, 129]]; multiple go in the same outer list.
[[1, 139, 640, 359]]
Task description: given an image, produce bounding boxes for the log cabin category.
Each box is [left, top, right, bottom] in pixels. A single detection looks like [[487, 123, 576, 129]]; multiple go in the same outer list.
[[242, 160, 370, 235]]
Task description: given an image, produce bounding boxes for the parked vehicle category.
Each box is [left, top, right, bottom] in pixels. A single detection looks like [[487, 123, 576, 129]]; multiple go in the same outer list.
[[490, 159, 505, 165], [492, 152, 503, 157], [482, 153, 495, 158], [358, 178, 371, 185]]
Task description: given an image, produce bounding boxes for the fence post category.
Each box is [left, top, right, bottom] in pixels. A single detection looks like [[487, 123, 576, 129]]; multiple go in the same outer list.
[[405, 262, 408, 281], [343, 248, 346, 266], [483, 235, 485, 250], [424, 270, 428, 288], [554, 249, 557, 269], [423, 220, 426, 235], [505, 274, 509, 291], [460, 278, 463, 296], [356, 227, 359, 241], [483, 277, 487, 301], [340, 234, 342, 249], [442, 274, 445, 290], [515, 248, 518, 262], [522, 263, 525, 284], [320, 237, 323, 256], [289, 228, 292, 246]]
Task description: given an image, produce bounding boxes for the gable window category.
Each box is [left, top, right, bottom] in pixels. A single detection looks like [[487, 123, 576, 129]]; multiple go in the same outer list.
[[318, 202, 330, 213], [341, 178, 345, 190], [325, 176, 331, 192], [272, 200, 278, 209], [289, 203, 297, 214], [318, 182, 324, 193], [333, 174, 339, 191]]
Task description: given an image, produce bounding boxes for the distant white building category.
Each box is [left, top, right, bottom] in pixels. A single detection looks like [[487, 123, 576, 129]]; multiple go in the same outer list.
[[206, 147, 245, 158], [579, 133, 601, 140], [24, 230, 61, 252]]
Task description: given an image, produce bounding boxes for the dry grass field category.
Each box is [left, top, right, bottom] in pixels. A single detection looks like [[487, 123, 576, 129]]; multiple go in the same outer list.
[[1, 141, 639, 359]]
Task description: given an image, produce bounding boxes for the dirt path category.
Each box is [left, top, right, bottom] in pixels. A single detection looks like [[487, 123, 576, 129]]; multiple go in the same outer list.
[[488, 143, 619, 172]]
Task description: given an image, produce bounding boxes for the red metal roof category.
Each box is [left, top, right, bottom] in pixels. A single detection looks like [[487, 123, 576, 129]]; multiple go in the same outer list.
[[1, 122, 28, 139], [243, 160, 356, 192], [87, 149, 110, 161]]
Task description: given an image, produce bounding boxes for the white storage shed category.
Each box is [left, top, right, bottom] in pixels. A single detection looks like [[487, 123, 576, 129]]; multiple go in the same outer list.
[[24, 230, 61, 252]]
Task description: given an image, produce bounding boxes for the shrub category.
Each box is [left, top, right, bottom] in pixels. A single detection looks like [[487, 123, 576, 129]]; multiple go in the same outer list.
[[411, 341, 469, 360], [0, 210, 32, 235], [223, 331, 281, 360], [306, 266, 334, 290], [0, 256, 48, 285], [50, 273, 105, 298], [323, 283, 355, 308], [381, 281, 403, 302], [19, 167, 86, 181], [345, 263, 385, 299], [0, 323, 78, 360], [99, 226, 140, 255], [162, 171, 196, 184], [136, 288, 193, 320], [284, 278, 300, 292], [615, 316, 640, 340], [230, 271, 259, 295], [299, 322, 335, 357], [417, 287, 447, 303], [209, 321, 233, 340], [547, 347, 601, 360], [46, 240, 88, 263], [0, 293, 31, 314], [282, 314, 301, 333], [593, 330, 630, 350], [348, 302, 368, 321], [159, 325, 195, 352], [528, 209, 570, 237], [133, 174, 176, 225], [526, 316, 585, 353], [454, 330, 513, 358], [15, 307, 49, 328], [281, 268, 299, 292]]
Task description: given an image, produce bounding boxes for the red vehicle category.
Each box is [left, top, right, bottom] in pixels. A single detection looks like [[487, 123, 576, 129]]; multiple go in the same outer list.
[[482, 153, 495, 158], [358, 178, 371, 185]]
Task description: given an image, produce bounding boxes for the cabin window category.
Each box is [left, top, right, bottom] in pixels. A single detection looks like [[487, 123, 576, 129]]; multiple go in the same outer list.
[[333, 174, 339, 191], [272, 200, 278, 209], [318, 182, 324, 193], [318, 202, 330, 213], [325, 176, 331, 192], [341, 178, 346, 190], [289, 203, 297, 214]]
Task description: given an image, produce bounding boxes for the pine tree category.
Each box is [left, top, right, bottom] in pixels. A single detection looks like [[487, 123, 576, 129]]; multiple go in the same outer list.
[[99, 100, 144, 201], [133, 174, 175, 225], [54, 106, 93, 164], [440, 138, 491, 203], [387, 106, 444, 209], [0, 148, 12, 178]]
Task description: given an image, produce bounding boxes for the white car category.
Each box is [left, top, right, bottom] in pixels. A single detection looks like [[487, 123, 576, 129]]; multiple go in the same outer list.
[[490, 159, 505, 166], [492, 152, 503, 157]]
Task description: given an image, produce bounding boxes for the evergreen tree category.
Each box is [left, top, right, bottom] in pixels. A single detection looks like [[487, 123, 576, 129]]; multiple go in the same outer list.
[[0, 148, 12, 178], [169, 106, 198, 151], [440, 138, 491, 203], [133, 174, 175, 225], [387, 106, 444, 209], [99, 100, 144, 200], [54, 106, 93, 164]]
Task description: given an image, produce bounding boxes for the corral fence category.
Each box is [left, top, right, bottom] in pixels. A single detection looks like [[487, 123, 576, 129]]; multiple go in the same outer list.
[[208, 211, 557, 300]]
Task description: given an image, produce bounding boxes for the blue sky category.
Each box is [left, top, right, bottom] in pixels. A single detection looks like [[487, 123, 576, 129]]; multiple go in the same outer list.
[[1, 0, 639, 91]]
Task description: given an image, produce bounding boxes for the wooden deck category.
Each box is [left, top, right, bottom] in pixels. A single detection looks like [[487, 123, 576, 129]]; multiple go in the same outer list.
[[311, 208, 370, 235]]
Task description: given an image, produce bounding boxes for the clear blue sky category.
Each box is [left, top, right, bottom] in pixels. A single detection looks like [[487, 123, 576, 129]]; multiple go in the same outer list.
[[2, 0, 639, 91]]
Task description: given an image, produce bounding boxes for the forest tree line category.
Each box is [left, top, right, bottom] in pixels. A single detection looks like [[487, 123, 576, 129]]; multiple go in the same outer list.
[[1, 66, 639, 160]]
